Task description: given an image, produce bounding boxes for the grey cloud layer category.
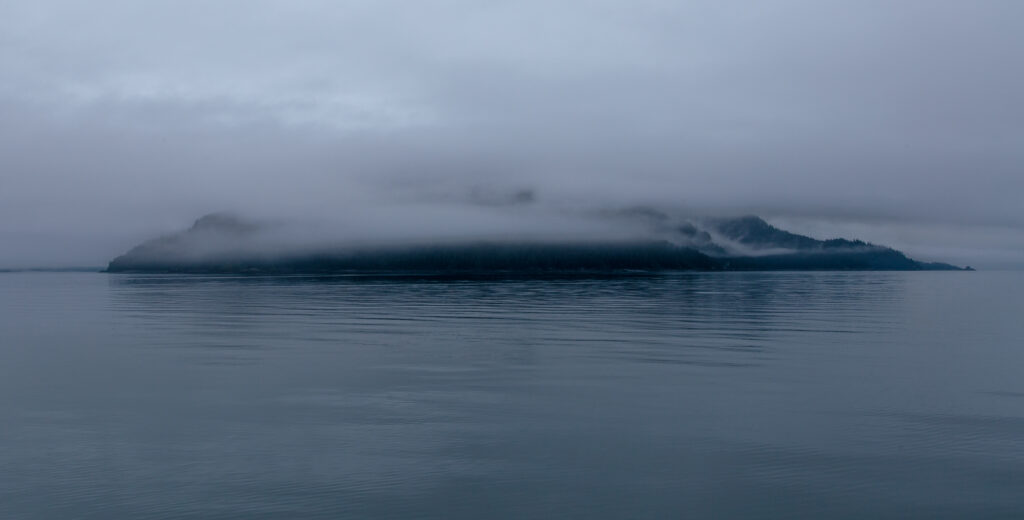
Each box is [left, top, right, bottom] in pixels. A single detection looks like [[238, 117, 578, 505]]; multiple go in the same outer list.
[[2, 0, 1023, 267]]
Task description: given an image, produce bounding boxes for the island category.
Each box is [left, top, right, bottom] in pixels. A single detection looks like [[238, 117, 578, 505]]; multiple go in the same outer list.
[[106, 213, 967, 273]]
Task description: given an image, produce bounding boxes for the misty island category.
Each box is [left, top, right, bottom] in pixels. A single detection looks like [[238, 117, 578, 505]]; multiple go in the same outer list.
[[106, 212, 967, 274]]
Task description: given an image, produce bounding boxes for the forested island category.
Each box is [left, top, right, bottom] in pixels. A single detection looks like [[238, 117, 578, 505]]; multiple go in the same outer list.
[[106, 213, 967, 273]]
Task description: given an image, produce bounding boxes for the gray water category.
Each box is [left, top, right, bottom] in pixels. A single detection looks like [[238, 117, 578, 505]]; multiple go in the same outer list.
[[1, 271, 1022, 519]]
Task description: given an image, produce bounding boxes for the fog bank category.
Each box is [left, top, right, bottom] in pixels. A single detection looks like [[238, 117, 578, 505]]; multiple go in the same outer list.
[[2, 1, 1023, 268]]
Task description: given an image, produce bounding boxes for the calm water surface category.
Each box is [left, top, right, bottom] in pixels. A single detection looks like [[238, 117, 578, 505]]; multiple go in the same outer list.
[[1, 271, 1022, 518]]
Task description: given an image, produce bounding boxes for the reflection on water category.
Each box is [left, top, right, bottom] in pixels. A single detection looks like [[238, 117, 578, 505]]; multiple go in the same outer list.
[[1, 271, 1023, 519]]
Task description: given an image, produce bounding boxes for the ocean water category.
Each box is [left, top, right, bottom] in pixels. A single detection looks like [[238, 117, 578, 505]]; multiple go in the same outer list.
[[1, 271, 1022, 519]]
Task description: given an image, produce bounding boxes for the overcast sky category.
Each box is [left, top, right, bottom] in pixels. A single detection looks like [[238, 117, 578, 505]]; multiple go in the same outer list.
[[2, 0, 1022, 268]]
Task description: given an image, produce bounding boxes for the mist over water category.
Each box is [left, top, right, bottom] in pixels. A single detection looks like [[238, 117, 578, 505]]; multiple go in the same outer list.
[[4, 4, 1024, 520], [2, 271, 1022, 518], [3, 2, 1024, 268]]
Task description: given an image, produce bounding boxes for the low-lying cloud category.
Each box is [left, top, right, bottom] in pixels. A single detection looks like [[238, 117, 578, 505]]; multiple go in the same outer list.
[[2, 0, 1023, 268]]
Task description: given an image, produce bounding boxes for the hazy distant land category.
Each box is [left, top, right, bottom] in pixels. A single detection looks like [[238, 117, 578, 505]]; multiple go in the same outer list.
[[106, 213, 967, 273]]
